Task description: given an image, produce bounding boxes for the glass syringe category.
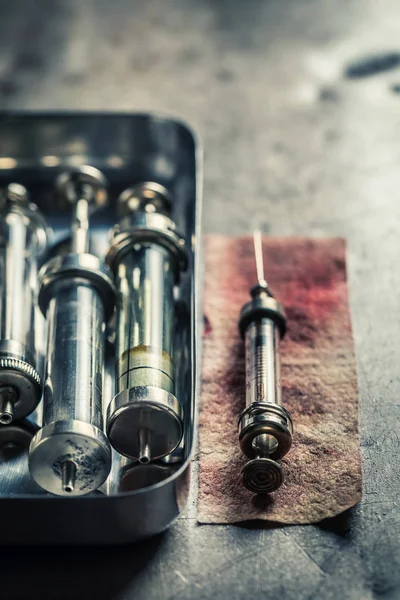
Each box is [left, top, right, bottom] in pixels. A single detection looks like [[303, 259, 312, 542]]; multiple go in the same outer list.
[[238, 231, 293, 494]]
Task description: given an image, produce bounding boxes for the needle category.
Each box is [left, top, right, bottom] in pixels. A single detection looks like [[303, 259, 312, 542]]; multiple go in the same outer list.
[[253, 230, 268, 289]]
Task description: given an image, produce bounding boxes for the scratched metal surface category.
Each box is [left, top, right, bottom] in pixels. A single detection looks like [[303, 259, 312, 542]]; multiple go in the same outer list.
[[0, 0, 399, 598]]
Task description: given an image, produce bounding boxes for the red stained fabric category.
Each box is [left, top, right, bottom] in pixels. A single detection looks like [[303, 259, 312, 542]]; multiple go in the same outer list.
[[198, 236, 361, 525]]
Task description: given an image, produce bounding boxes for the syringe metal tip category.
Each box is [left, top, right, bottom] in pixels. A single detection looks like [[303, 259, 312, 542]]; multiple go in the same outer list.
[[242, 457, 284, 494], [138, 428, 152, 465], [61, 460, 77, 494], [0, 387, 16, 425], [250, 282, 273, 299]]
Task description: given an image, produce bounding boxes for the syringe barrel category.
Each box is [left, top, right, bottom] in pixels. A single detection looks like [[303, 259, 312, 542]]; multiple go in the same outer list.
[[245, 318, 282, 408], [115, 243, 176, 395], [238, 290, 292, 465], [42, 277, 104, 428], [0, 201, 47, 364], [29, 253, 114, 496]]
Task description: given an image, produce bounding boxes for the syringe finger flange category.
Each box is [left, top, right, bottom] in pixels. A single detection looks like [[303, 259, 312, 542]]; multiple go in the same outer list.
[[38, 253, 115, 322], [107, 212, 188, 275], [238, 403, 293, 461], [106, 386, 183, 461]]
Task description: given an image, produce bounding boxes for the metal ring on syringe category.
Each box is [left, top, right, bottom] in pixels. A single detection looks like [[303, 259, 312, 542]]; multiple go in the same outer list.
[[238, 231, 293, 494], [0, 184, 49, 425], [106, 182, 187, 462], [29, 166, 114, 496]]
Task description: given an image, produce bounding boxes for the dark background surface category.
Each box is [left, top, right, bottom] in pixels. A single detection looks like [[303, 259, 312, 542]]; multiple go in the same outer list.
[[0, 0, 399, 598]]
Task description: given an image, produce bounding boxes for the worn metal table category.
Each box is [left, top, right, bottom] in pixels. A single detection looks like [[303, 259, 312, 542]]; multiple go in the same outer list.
[[0, 0, 399, 598]]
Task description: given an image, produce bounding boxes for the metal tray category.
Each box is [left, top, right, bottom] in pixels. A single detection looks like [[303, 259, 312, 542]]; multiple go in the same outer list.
[[0, 112, 202, 545]]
